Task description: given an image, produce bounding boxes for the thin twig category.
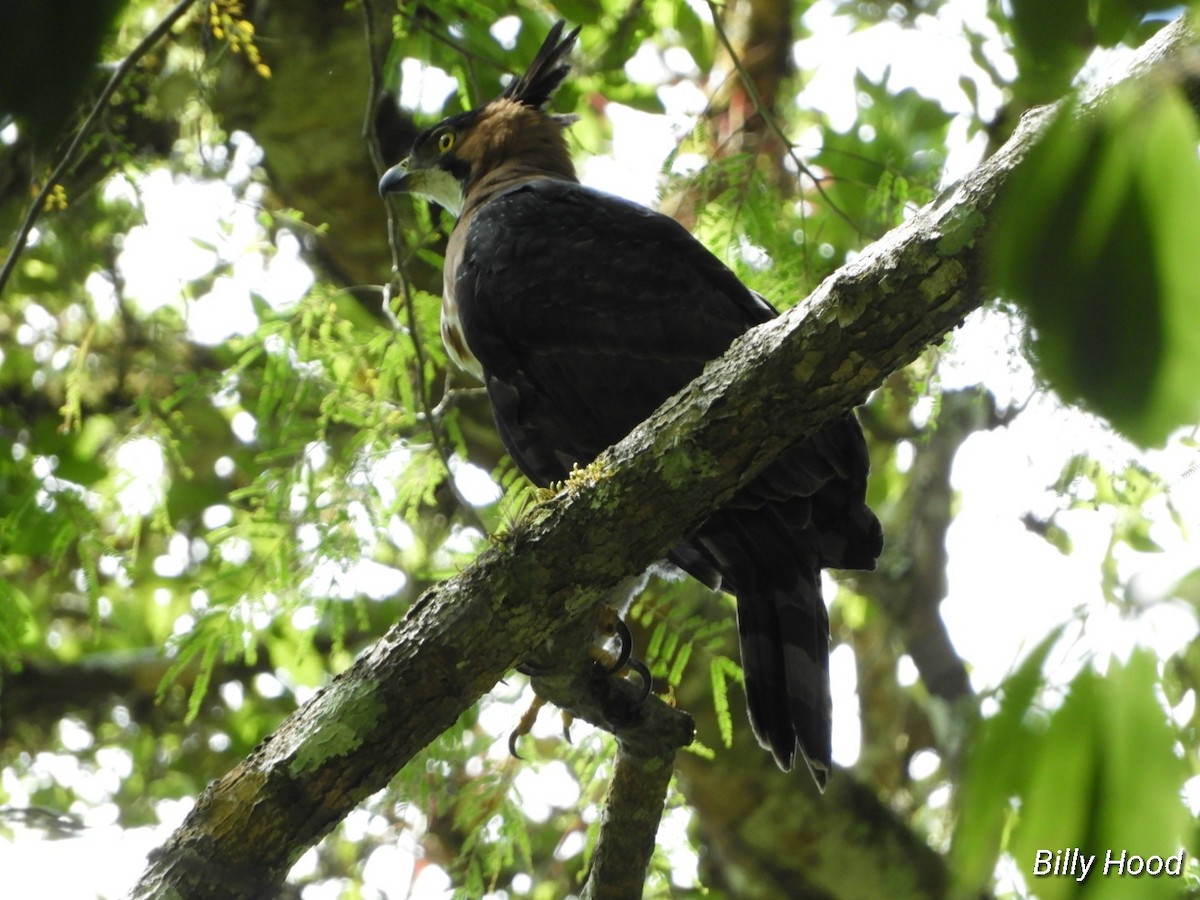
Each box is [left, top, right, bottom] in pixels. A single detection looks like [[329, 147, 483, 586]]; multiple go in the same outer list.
[[361, 0, 489, 534], [394, 6, 503, 68], [0, 0, 201, 297], [704, 0, 863, 238]]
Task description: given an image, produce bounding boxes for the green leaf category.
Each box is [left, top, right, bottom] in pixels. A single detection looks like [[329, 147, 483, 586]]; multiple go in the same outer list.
[[1091, 0, 1143, 46], [0, 581, 32, 666], [1091, 1, 1183, 47], [979, 650, 1190, 900], [1088, 650, 1191, 900], [667, 640, 692, 688], [1008, 0, 1090, 103], [709, 655, 741, 749], [547, 0, 603, 25], [990, 87, 1200, 447], [646, 621, 667, 661], [1171, 566, 1200, 605], [951, 626, 1064, 894], [1009, 670, 1099, 900], [1129, 90, 1200, 445], [185, 636, 222, 725]]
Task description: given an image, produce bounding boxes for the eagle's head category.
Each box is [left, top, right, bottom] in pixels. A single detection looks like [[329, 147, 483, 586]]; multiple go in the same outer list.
[[378, 21, 580, 214]]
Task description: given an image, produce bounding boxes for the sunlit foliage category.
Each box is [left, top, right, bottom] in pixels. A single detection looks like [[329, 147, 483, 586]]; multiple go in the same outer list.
[[2, 1, 1199, 897]]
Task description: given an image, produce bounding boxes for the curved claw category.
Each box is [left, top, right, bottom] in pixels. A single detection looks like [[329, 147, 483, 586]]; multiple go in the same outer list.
[[509, 694, 547, 761], [508, 729, 525, 760], [625, 655, 653, 703], [605, 617, 634, 674]]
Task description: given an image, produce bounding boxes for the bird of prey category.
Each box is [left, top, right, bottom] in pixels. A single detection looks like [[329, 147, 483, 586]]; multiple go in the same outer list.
[[379, 21, 882, 788]]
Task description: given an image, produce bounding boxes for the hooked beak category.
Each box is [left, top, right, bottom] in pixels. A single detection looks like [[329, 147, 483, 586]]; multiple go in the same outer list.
[[378, 159, 411, 197], [377, 159, 465, 216]]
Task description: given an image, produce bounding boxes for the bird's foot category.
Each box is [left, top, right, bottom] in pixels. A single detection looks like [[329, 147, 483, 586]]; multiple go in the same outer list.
[[508, 605, 652, 758], [516, 605, 649, 690], [589, 606, 652, 701], [508, 695, 576, 759]]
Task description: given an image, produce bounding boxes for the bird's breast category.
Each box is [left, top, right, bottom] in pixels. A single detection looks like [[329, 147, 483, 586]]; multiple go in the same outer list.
[[439, 219, 485, 379], [441, 281, 483, 380]]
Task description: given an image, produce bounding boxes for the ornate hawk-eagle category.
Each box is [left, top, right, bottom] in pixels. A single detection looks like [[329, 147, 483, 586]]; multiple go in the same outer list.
[[379, 21, 882, 788]]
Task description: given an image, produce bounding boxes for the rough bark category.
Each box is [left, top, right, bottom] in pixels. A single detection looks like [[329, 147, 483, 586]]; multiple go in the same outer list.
[[127, 16, 1199, 900], [582, 748, 681, 900]]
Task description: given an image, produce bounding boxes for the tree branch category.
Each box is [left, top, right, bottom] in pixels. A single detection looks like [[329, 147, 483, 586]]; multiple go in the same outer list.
[[582, 746, 680, 900], [873, 387, 1019, 705], [515, 599, 694, 899], [0, 649, 272, 743], [679, 749, 955, 899], [128, 16, 1199, 899]]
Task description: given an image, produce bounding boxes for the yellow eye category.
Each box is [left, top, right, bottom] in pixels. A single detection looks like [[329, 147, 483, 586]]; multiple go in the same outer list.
[[437, 131, 455, 153]]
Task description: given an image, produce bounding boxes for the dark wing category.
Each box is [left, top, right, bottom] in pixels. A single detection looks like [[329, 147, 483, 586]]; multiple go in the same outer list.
[[455, 179, 881, 783], [455, 179, 775, 484]]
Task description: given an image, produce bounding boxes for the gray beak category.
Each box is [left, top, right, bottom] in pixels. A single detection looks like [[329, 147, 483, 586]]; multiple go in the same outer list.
[[376, 160, 465, 216], [378, 159, 411, 197]]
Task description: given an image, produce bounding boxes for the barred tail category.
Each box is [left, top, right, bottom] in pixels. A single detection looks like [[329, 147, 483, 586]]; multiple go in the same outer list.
[[736, 575, 832, 787]]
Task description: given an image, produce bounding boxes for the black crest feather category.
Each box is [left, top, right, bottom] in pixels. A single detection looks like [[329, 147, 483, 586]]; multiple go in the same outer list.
[[502, 20, 580, 110]]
